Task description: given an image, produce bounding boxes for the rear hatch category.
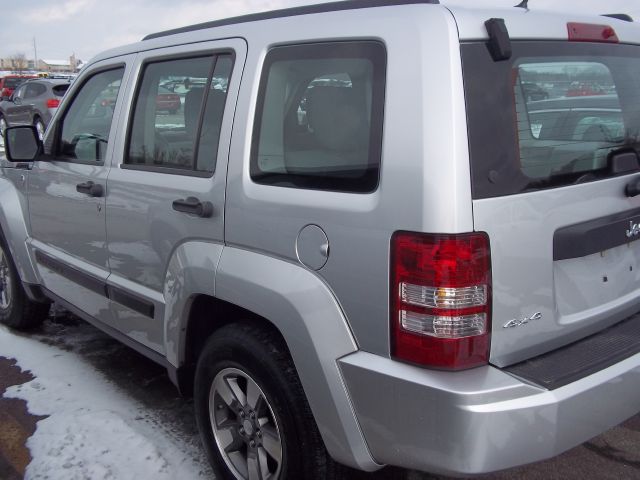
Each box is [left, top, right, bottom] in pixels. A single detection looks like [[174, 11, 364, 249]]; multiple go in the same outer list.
[[462, 29, 640, 366]]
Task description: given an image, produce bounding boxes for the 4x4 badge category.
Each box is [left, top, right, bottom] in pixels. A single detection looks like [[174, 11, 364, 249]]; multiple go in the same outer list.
[[503, 312, 542, 329], [626, 220, 640, 238]]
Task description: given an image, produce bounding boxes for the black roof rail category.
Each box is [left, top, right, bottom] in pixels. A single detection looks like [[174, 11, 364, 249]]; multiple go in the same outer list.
[[143, 0, 440, 41], [602, 13, 633, 22]]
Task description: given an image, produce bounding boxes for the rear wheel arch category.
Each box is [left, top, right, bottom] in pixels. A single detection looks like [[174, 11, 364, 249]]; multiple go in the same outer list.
[[166, 247, 378, 471], [176, 295, 287, 396]]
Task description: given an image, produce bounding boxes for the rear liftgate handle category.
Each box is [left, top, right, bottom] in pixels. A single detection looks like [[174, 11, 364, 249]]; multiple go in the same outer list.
[[172, 196, 214, 218]]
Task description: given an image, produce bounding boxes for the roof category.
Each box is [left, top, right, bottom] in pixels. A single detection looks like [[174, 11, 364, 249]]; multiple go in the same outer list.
[[87, 0, 640, 69], [23, 78, 71, 85], [143, 0, 440, 40]]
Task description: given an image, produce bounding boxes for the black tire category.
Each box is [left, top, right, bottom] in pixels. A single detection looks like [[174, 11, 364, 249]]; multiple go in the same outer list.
[[194, 321, 347, 480], [0, 236, 50, 330]]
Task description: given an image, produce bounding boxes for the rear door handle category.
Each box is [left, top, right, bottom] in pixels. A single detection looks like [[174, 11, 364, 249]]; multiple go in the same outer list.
[[172, 196, 213, 218], [76, 181, 103, 197]]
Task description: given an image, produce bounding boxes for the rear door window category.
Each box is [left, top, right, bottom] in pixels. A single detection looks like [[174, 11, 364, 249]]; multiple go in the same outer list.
[[125, 54, 232, 175]]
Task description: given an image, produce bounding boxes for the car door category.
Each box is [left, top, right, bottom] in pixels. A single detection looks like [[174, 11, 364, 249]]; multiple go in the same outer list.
[[105, 40, 245, 354], [22, 82, 47, 126], [28, 57, 133, 323]]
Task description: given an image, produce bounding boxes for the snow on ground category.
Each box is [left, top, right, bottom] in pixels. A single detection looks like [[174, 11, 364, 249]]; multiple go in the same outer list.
[[0, 321, 211, 480]]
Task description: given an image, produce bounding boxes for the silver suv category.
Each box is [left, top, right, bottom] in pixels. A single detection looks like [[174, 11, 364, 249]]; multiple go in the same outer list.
[[3, 1, 640, 478]]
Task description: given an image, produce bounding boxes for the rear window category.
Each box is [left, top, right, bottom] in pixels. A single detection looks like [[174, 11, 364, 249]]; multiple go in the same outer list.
[[462, 41, 640, 199], [4, 77, 27, 88], [53, 84, 69, 97]]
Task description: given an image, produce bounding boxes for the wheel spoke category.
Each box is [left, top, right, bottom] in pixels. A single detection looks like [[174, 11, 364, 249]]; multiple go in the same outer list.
[[247, 452, 262, 480], [227, 450, 249, 478], [216, 423, 236, 451], [216, 376, 246, 408], [261, 425, 282, 465], [227, 376, 247, 407], [258, 447, 270, 479], [246, 379, 261, 410]]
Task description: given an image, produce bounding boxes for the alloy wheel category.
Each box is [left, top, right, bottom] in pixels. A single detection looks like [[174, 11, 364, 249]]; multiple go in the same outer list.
[[35, 119, 45, 141], [209, 367, 283, 480], [0, 117, 6, 148]]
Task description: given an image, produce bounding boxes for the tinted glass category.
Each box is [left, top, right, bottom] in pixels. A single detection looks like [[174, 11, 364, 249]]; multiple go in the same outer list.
[[24, 83, 46, 98], [52, 84, 69, 97], [58, 68, 124, 162], [462, 42, 640, 198], [126, 54, 232, 174], [13, 86, 25, 98], [251, 42, 386, 193], [4, 78, 26, 88]]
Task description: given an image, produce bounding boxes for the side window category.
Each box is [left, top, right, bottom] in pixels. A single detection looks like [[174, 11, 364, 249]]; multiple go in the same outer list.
[[126, 53, 232, 174], [13, 85, 25, 100], [24, 83, 46, 99], [251, 42, 386, 193], [58, 68, 124, 162]]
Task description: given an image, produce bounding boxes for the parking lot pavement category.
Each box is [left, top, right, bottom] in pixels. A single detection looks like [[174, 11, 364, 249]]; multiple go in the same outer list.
[[1, 310, 640, 479]]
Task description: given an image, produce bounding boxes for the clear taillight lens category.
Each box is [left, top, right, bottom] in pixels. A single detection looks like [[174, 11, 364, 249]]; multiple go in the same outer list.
[[391, 231, 492, 370]]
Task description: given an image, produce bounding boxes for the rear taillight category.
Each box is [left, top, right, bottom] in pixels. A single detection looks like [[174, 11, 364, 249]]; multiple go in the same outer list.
[[391, 231, 491, 370], [567, 22, 619, 43], [46, 98, 60, 108]]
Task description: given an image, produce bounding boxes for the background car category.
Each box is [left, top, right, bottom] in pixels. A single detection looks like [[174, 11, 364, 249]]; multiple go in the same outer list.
[[526, 94, 623, 142], [521, 82, 549, 102], [155, 85, 181, 114], [0, 75, 37, 98], [0, 78, 70, 140], [566, 81, 606, 97]]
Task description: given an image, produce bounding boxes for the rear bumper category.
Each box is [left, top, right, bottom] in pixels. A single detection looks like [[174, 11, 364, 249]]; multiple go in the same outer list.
[[339, 351, 640, 475]]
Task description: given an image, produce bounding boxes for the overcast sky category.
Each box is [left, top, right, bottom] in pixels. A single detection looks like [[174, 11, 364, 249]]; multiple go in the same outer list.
[[0, 0, 639, 63]]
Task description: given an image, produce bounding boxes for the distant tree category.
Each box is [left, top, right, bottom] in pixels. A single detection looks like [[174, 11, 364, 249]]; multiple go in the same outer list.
[[9, 53, 28, 73]]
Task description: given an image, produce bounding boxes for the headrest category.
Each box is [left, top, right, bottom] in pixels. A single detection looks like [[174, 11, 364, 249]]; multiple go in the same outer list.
[[306, 86, 368, 152], [184, 86, 205, 135]]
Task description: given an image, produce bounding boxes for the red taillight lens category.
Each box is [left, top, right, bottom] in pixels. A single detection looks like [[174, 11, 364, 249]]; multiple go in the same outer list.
[[567, 22, 618, 43], [391, 231, 491, 370], [46, 98, 60, 108]]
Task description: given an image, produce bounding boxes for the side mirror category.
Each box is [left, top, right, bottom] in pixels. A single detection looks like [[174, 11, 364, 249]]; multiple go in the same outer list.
[[12, 97, 22, 105], [4, 125, 42, 162]]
